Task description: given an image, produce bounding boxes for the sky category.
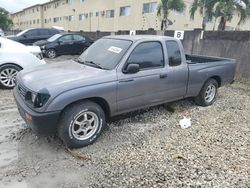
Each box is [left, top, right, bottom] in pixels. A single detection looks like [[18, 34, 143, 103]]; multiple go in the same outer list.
[[0, 0, 49, 13]]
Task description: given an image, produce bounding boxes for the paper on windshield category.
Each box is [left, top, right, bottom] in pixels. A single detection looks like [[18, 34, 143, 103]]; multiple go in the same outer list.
[[108, 46, 123, 54]]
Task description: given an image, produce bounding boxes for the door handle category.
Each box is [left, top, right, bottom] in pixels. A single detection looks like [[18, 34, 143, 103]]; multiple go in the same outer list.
[[159, 74, 168, 79], [119, 79, 134, 83]]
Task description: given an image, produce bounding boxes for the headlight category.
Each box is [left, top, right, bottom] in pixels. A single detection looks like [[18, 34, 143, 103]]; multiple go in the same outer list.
[[33, 93, 50, 108], [31, 93, 37, 103], [28, 92, 50, 108]]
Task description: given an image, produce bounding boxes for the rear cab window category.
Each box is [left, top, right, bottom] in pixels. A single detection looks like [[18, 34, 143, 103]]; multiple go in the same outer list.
[[165, 41, 182, 66], [126, 41, 164, 70]]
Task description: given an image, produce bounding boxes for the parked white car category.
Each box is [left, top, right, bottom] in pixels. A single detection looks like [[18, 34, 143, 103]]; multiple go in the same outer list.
[[0, 37, 46, 89], [0, 29, 4, 37]]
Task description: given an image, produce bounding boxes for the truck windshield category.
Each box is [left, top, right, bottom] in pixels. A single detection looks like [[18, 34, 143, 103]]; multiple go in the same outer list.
[[78, 38, 132, 70]]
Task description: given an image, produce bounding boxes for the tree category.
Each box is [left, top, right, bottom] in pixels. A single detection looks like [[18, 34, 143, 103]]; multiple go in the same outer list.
[[190, 0, 218, 30], [0, 7, 13, 30], [157, 0, 186, 30], [214, 0, 250, 30]]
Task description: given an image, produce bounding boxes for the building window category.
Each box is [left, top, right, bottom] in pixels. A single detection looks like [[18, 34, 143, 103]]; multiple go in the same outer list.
[[120, 6, 131, 16], [69, 15, 74, 21], [53, 17, 59, 23], [79, 14, 85, 21], [37, 19, 40, 24], [96, 12, 99, 17], [33, 20, 36, 24], [37, 7, 39, 12], [143, 2, 157, 14], [54, 3, 58, 8], [66, 0, 73, 4], [80, 0, 84, 3], [45, 19, 47, 23], [106, 10, 115, 18]]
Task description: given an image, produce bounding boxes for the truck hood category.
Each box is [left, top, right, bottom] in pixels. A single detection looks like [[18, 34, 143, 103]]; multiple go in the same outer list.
[[18, 60, 116, 93]]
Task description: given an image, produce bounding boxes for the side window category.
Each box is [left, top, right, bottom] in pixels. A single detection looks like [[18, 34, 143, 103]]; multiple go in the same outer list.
[[73, 35, 85, 41], [25, 30, 39, 37], [39, 29, 50, 35], [59, 35, 73, 42], [50, 29, 60, 35], [165, 41, 182, 66], [127, 42, 164, 70]]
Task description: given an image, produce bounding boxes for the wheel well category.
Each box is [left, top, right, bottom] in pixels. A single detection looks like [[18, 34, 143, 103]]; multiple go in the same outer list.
[[210, 76, 221, 87], [63, 97, 111, 120], [0, 63, 23, 70]]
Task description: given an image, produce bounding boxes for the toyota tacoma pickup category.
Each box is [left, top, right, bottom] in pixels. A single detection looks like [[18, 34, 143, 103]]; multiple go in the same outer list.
[[14, 35, 237, 148]]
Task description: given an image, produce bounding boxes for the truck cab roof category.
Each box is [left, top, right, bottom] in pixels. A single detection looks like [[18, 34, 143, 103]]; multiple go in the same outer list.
[[104, 35, 177, 42]]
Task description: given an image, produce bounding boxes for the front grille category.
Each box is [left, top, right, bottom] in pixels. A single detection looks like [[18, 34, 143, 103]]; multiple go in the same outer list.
[[17, 84, 27, 98]]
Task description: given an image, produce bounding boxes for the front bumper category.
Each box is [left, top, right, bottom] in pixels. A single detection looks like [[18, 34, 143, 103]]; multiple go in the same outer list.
[[13, 88, 61, 134]]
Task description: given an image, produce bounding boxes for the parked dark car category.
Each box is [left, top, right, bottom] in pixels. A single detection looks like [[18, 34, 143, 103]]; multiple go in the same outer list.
[[7, 28, 63, 45], [33, 33, 93, 58]]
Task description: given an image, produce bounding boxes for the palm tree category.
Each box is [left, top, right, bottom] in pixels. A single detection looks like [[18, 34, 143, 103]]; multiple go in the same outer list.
[[189, 0, 218, 30], [214, 0, 250, 30], [157, 0, 186, 30]]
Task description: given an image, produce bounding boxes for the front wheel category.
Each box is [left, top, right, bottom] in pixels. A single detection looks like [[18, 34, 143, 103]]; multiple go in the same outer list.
[[195, 79, 218, 107], [58, 100, 106, 148], [0, 64, 21, 89], [46, 49, 57, 58]]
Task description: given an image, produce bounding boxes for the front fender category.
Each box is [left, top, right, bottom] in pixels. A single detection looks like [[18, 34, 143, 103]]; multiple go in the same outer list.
[[45, 82, 117, 116]]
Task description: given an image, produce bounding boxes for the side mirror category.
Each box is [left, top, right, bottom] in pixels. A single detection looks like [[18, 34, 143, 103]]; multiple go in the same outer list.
[[23, 34, 27, 38], [124, 64, 140, 74]]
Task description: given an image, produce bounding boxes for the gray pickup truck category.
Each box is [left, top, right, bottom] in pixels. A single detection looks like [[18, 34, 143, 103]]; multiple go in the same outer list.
[[14, 35, 237, 148]]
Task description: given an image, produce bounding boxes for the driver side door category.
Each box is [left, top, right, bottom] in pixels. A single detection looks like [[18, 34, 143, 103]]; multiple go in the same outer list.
[[116, 41, 168, 113], [56, 35, 74, 55]]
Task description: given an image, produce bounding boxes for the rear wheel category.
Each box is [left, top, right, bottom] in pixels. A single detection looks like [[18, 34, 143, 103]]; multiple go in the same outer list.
[[46, 49, 57, 58], [0, 64, 21, 89], [58, 100, 106, 148], [195, 79, 218, 107]]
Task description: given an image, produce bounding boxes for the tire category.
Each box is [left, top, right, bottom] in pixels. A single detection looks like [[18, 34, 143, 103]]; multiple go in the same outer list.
[[58, 100, 106, 148], [0, 64, 21, 89], [195, 79, 218, 107], [46, 49, 57, 58]]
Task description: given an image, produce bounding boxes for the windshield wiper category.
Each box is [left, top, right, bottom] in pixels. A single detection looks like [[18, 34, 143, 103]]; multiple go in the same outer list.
[[77, 59, 105, 70]]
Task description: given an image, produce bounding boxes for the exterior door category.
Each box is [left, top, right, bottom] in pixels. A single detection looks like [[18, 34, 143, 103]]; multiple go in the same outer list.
[[116, 41, 169, 113], [164, 40, 189, 100], [57, 35, 74, 54], [20, 29, 40, 45], [72, 35, 86, 54]]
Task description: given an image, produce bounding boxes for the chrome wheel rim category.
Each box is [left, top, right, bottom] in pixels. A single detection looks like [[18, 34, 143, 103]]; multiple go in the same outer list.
[[0, 68, 18, 88], [71, 111, 99, 141], [47, 50, 56, 58], [205, 84, 216, 103]]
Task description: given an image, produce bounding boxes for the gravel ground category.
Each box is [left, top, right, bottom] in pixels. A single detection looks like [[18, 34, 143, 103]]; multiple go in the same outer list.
[[0, 56, 249, 188]]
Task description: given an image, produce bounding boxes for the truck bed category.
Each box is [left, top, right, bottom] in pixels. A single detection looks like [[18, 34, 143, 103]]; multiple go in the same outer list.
[[186, 54, 232, 64]]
